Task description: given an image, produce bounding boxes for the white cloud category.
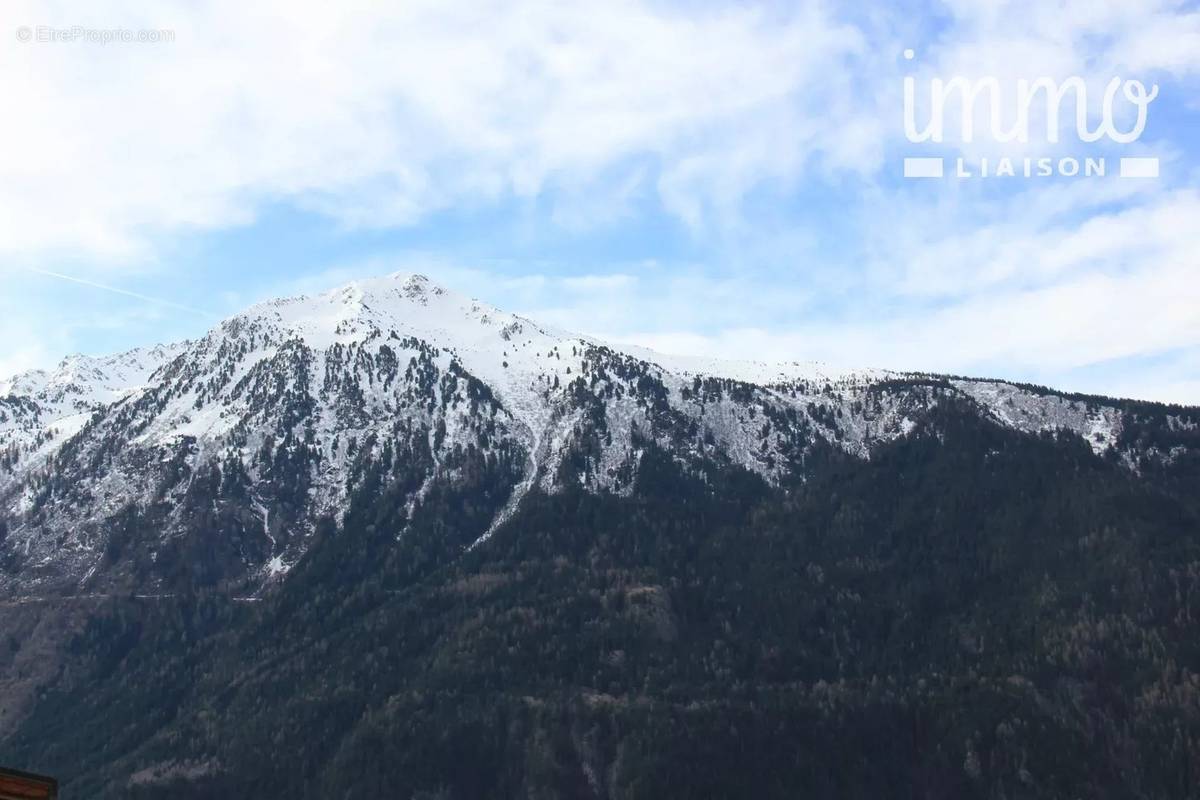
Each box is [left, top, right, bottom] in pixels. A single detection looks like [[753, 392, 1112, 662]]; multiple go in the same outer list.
[[599, 188, 1200, 402], [2, 0, 1197, 404], [0, 0, 875, 261], [869, 188, 1200, 299]]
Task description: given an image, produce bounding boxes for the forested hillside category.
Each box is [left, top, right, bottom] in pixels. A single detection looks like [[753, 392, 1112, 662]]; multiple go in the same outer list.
[[4, 398, 1199, 798]]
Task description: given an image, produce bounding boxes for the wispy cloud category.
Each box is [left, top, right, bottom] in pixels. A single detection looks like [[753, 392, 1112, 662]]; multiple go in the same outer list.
[[0, 0, 875, 260], [19, 267, 214, 317], [1, 0, 1197, 403]]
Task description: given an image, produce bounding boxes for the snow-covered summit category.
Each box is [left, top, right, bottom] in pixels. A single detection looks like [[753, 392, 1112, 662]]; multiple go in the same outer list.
[[1, 271, 1192, 597], [1, 342, 189, 465], [0, 343, 187, 412]]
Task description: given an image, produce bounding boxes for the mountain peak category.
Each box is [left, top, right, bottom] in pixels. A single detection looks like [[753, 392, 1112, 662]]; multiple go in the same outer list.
[[392, 271, 434, 291], [306, 272, 456, 317], [3, 270, 1195, 605]]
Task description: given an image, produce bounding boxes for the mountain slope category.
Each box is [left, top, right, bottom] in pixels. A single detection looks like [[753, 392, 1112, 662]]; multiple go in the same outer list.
[[0, 343, 187, 488], [3, 273, 1192, 599], [4, 397, 1200, 799], [1, 273, 1200, 798]]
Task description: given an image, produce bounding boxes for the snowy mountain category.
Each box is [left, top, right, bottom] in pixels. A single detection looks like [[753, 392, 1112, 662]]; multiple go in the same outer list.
[[4, 273, 1200, 799], [0, 343, 188, 466], [0, 272, 1195, 597]]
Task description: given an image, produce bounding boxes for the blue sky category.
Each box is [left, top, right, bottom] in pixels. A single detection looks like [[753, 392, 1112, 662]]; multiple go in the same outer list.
[[2, 0, 1199, 403]]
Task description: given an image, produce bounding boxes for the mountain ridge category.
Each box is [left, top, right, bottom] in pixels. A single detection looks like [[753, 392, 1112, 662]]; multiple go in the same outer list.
[[2, 273, 1200, 798], [0, 272, 1196, 600]]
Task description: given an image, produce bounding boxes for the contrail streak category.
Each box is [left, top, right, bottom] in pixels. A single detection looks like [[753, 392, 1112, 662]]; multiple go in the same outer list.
[[19, 267, 214, 317]]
